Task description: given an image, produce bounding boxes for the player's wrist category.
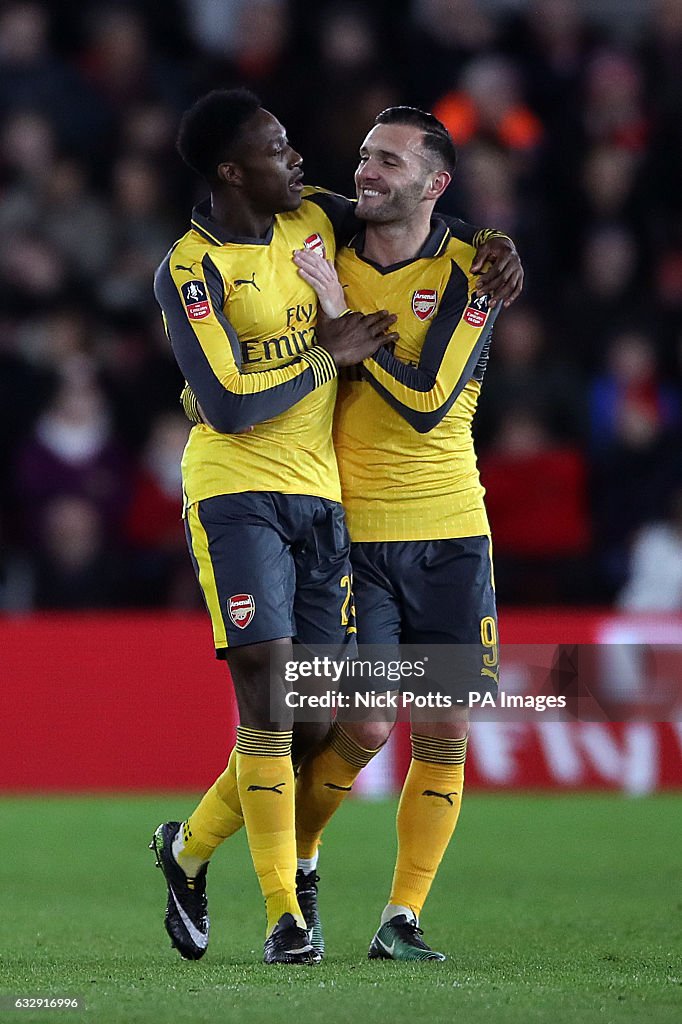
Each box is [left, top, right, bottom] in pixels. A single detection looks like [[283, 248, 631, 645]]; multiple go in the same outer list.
[[473, 228, 513, 248], [301, 345, 338, 384]]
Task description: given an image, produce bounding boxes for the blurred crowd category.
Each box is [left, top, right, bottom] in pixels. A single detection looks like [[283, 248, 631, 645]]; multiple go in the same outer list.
[[1, 0, 682, 612]]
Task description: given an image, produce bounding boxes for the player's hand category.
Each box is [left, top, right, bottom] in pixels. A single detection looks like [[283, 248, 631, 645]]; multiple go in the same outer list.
[[470, 235, 524, 308], [293, 249, 347, 318], [316, 308, 398, 367]]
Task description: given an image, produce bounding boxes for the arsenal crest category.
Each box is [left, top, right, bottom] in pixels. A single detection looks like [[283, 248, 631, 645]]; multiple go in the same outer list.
[[303, 233, 326, 258], [412, 289, 437, 321], [228, 594, 256, 629], [182, 280, 211, 320], [464, 292, 490, 328]]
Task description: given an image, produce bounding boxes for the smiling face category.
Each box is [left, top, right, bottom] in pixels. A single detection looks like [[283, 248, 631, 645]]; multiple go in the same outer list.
[[223, 107, 304, 215], [354, 122, 450, 223]]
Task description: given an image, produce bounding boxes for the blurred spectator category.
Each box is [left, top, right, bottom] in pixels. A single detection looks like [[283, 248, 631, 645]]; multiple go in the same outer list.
[[31, 495, 125, 609], [647, 0, 682, 106], [124, 412, 194, 606], [97, 315, 185, 451], [583, 49, 650, 152], [618, 484, 682, 611], [433, 55, 543, 155], [457, 143, 519, 237], [592, 382, 682, 596], [14, 361, 130, 545], [560, 224, 645, 366], [181, 0, 244, 58], [182, 0, 306, 148], [407, 0, 498, 106], [506, 0, 591, 121], [0, 231, 70, 312], [500, 1, 596, 273], [453, 141, 551, 288], [480, 409, 591, 604], [0, 2, 104, 153], [78, 6, 186, 121], [228, 0, 290, 83], [96, 155, 177, 315], [0, 149, 114, 281], [477, 304, 586, 448], [183, 0, 288, 74], [120, 101, 178, 162], [590, 331, 680, 452], [15, 304, 91, 372], [0, 107, 55, 187], [581, 143, 643, 224]]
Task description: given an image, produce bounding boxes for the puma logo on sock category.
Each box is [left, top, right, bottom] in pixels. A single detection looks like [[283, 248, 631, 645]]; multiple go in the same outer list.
[[247, 782, 286, 794], [324, 782, 352, 791], [422, 789, 459, 805]]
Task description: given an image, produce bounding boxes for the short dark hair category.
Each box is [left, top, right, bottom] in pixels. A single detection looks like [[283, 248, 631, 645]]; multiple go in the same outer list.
[[176, 88, 261, 183], [374, 106, 457, 174]]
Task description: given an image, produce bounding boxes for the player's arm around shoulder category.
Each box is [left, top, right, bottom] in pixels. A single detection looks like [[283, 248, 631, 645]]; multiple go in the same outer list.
[[301, 186, 358, 248], [438, 214, 524, 309]]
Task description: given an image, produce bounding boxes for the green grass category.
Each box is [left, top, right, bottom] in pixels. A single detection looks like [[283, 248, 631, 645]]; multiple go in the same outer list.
[[0, 794, 680, 1024]]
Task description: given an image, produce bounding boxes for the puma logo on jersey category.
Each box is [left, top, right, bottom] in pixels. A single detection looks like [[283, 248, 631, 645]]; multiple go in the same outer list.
[[422, 789, 459, 805], [175, 262, 201, 274], [247, 782, 286, 794], [234, 272, 260, 291]]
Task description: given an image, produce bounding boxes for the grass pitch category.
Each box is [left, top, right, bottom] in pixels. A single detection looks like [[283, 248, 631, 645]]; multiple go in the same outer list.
[[0, 794, 680, 1024]]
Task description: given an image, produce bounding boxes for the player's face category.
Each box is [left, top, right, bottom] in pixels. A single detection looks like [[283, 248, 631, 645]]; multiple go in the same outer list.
[[354, 123, 434, 223], [232, 108, 304, 214]]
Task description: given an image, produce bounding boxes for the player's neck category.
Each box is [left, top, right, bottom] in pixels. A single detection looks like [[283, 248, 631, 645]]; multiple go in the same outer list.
[[362, 214, 432, 267], [210, 193, 273, 240]]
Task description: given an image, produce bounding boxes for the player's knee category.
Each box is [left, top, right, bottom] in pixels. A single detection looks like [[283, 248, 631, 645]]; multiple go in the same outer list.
[[342, 718, 393, 751], [227, 640, 293, 729], [227, 638, 292, 686], [227, 645, 269, 685], [412, 718, 469, 740], [292, 719, 332, 767]]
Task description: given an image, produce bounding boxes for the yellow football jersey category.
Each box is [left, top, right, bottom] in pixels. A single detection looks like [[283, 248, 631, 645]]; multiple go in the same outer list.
[[334, 218, 500, 542], [155, 187, 354, 510]]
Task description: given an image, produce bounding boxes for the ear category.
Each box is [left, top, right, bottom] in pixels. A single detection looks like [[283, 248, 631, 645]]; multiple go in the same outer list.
[[425, 170, 451, 201], [216, 161, 242, 187]]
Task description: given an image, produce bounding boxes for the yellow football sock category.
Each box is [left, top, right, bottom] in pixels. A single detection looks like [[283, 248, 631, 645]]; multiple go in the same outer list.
[[236, 726, 304, 935], [389, 733, 467, 918], [175, 748, 244, 873], [296, 722, 381, 860]]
